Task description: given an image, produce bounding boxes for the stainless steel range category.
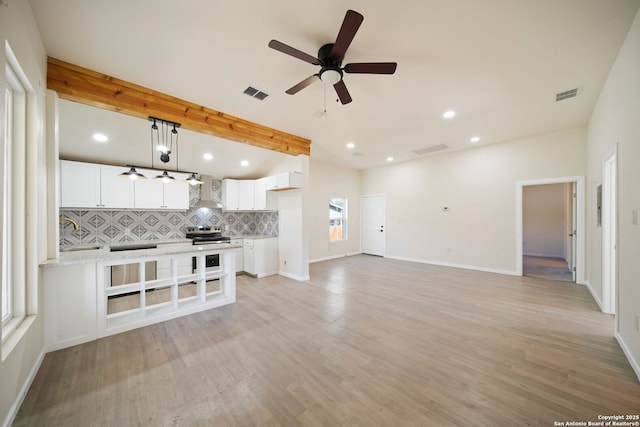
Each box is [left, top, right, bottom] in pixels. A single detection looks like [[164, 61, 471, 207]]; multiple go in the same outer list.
[[185, 226, 231, 273], [185, 226, 231, 245]]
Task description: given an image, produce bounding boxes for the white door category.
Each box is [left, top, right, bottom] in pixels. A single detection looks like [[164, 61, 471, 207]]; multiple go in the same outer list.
[[568, 183, 577, 282], [361, 195, 386, 256]]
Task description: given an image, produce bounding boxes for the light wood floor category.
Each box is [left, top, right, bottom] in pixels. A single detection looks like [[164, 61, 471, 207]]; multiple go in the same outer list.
[[523, 255, 574, 282], [15, 255, 640, 426]]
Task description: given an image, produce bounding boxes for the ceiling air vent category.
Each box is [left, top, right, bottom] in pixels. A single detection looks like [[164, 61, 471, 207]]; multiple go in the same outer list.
[[243, 86, 269, 101], [556, 88, 579, 102], [412, 144, 449, 156]]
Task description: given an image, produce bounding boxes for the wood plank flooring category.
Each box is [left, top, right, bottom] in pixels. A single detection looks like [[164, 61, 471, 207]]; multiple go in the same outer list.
[[14, 255, 640, 426]]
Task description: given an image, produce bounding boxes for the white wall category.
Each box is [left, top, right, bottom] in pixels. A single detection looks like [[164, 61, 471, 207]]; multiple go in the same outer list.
[[361, 127, 586, 274], [587, 8, 640, 376], [267, 155, 309, 280], [0, 2, 48, 426], [308, 158, 361, 262], [523, 183, 567, 258]]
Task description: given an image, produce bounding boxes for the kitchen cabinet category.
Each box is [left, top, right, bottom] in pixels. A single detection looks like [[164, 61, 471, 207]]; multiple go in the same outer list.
[[60, 160, 134, 208], [238, 180, 255, 210], [134, 169, 189, 210], [222, 178, 278, 211], [100, 165, 136, 208], [254, 178, 278, 211], [265, 171, 302, 191], [221, 179, 240, 210], [222, 179, 257, 210], [230, 239, 244, 273], [243, 237, 277, 278]]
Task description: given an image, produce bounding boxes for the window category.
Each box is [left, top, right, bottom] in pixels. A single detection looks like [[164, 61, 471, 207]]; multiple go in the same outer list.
[[329, 197, 347, 241], [2, 57, 29, 344]]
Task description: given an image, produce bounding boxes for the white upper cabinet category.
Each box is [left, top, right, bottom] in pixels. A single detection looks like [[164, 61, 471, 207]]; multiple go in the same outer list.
[[221, 179, 240, 210], [59, 161, 188, 210], [60, 160, 134, 209], [222, 172, 300, 211], [134, 169, 189, 210], [238, 180, 255, 210], [265, 171, 302, 191], [163, 172, 190, 209], [100, 165, 135, 208], [254, 177, 277, 211]]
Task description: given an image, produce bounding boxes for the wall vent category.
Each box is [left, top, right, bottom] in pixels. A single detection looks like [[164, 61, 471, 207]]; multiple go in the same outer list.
[[412, 144, 449, 155], [243, 86, 269, 101], [555, 88, 579, 102]]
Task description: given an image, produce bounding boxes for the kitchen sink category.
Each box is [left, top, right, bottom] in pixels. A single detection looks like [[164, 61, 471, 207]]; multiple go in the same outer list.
[[110, 243, 158, 252], [61, 245, 102, 252]]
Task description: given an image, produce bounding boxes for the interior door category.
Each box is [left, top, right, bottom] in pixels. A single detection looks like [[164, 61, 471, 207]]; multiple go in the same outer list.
[[361, 195, 386, 256], [569, 183, 577, 282]]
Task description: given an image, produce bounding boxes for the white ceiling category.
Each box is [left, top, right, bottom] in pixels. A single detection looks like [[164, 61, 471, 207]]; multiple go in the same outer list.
[[30, 0, 640, 176]]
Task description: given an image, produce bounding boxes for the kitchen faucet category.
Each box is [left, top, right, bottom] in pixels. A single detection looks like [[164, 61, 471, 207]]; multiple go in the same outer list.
[[59, 216, 79, 230]]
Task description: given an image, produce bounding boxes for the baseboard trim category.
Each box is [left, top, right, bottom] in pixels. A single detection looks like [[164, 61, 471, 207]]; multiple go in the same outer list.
[[309, 252, 360, 264], [385, 255, 519, 277], [2, 348, 45, 427], [585, 280, 604, 311], [278, 271, 310, 281], [616, 332, 640, 383]]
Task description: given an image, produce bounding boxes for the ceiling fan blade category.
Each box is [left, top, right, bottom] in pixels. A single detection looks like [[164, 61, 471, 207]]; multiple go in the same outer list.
[[268, 40, 320, 65], [285, 75, 319, 94], [333, 80, 352, 104], [331, 10, 364, 59], [343, 62, 397, 74]]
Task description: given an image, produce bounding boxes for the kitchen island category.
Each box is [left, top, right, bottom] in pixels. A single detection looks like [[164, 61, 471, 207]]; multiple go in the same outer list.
[[41, 241, 241, 351]]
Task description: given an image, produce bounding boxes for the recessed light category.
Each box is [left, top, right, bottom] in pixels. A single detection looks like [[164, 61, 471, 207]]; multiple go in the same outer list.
[[92, 133, 108, 142], [203, 153, 213, 161], [443, 110, 456, 119], [387, 156, 394, 162], [346, 142, 355, 149], [470, 136, 480, 143], [240, 160, 249, 167]]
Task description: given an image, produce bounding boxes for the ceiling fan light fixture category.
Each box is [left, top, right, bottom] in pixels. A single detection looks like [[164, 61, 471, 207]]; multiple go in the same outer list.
[[320, 68, 342, 85]]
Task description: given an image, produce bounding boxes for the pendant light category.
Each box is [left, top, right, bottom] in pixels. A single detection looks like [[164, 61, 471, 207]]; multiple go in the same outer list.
[[154, 170, 176, 183], [119, 165, 146, 180], [185, 173, 204, 186]]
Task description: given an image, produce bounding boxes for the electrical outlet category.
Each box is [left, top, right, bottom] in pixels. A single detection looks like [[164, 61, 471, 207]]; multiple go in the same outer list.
[[283, 260, 287, 265]]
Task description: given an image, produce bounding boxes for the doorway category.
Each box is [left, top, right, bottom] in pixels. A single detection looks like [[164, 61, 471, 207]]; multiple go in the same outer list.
[[516, 177, 585, 283], [361, 195, 386, 256], [522, 183, 575, 282], [602, 149, 617, 316]]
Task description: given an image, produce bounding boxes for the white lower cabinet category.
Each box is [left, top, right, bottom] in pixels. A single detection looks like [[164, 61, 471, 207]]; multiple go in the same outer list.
[[230, 239, 244, 273], [243, 237, 277, 278]]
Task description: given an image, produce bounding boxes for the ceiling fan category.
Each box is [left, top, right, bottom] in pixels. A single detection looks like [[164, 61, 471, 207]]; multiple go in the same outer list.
[[268, 9, 397, 105]]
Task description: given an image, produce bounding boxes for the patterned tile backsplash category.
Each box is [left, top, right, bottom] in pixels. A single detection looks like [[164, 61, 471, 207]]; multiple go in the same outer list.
[[59, 178, 278, 248]]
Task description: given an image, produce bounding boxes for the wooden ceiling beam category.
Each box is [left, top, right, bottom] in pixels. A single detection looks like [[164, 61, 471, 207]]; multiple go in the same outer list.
[[46, 57, 311, 156]]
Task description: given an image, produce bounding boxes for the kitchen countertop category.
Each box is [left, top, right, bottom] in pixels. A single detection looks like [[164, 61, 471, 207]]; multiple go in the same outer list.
[[231, 235, 278, 240], [42, 240, 241, 268]]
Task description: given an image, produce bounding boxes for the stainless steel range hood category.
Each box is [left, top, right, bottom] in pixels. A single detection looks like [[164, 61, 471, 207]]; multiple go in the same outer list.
[[192, 175, 223, 208]]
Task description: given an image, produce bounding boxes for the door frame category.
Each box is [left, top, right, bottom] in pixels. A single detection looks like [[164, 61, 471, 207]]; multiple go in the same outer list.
[[602, 146, 618, 318], [360, 194, 386, 256], [516, 176, 585, 283]]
